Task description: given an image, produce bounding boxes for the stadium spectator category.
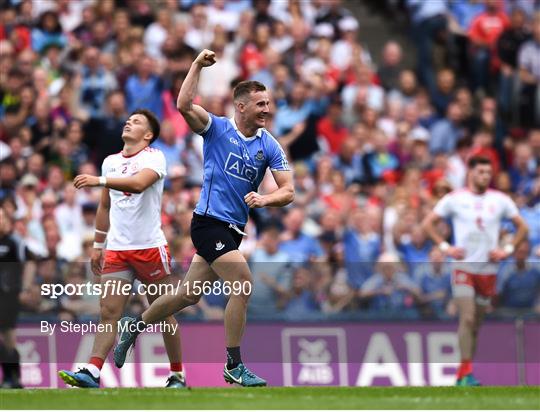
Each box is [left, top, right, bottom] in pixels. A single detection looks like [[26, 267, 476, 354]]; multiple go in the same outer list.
[[447, 0, 484, 77], [144, 9, 172, 60], [330, 15, 363, 72], [0, 160, 18, 200], [377, 41, 404, 92], [333, 137, 363, 186], [320, 170, 357, 215], [498, 241, 540, 310], [318, 230, 339, 271], [509, 143, 537, 195], [342, 64, 384, 126], [406, 0, 448, 94], [362, 129, 399, 183], [394, 220, 432, 276], [316, 96, 347, 155], [429, 100, 465, 154], [124, 55, 163, 119], [467, 0, 510, 93], [430, 68, 456, 117], [54, 184, 82, 243], [152, 120, 183, 171], [279, 207, 324, 264], [387, 69, 418, 106], [414, 248, 452, 318], [84, 91, 126, 167], [408, 130, 432, 171], [249, 225, 292, 317], [199, 36, 239, 99], [515, 194, 540, 257], [79, 47, 118, 118], [282, 266, 320, 320], [31, 10, 67, 54], [273, 80, 328, 138], [59, 263, 100, 319], [343, 208, 381, 289], [517, 12, 540, 128], [290, 162, 316, 209], [470, 129, 501, 174], [184, 3, 213, 51], [359, 252, 421, 318], [496, 7, 530, 119]]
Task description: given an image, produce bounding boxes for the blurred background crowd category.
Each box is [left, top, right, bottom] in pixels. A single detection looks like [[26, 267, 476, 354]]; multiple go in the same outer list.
[[1, 0, 539, 323]]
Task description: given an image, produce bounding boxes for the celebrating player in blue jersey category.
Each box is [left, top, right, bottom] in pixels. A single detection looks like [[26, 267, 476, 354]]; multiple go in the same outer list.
[[113, 49, 294, 386]]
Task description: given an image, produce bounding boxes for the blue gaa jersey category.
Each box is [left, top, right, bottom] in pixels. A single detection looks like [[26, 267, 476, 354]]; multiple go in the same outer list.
[[194, 114, 290, 226]]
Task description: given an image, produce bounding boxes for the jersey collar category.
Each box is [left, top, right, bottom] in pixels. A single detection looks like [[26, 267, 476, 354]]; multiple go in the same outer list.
[[229, 117, 262, 141], [121, 146, 146, 158]]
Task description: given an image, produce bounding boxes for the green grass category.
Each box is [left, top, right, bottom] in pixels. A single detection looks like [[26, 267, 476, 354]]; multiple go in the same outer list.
[[1, 387, 539, 409]]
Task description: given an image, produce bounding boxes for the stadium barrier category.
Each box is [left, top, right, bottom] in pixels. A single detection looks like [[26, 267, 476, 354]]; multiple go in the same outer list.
[[11, 321, 539, 387]]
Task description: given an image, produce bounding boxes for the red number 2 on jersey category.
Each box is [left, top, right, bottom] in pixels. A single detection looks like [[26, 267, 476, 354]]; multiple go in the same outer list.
[[476, 216, 484, 230]]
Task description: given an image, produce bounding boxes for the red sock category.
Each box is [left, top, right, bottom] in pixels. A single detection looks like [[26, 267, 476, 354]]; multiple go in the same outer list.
[[89, 356, 105, 370], [456, 359, 472, 379], [170, 362, 183, 373]]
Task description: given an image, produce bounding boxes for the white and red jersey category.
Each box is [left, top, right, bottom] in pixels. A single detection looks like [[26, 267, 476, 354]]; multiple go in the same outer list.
[[434, 188, 519, 274], [101, 147, 167, 251]]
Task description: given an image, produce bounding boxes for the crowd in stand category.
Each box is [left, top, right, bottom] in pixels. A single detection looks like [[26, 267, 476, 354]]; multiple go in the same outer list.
[[0, 0, 539, 322]]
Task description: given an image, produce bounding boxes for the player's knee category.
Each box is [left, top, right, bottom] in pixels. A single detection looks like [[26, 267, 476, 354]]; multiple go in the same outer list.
[[234, 272, 253, 298], [230, 279, 252, 304], [459, 313, 475, 329], [180, 288, 201, 306], [165, 315, 178, 325], [99, 302, 122, 322]]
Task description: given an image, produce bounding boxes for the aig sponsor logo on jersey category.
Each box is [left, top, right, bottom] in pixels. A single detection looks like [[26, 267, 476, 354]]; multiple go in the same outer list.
[[224, 152, 258, 183]]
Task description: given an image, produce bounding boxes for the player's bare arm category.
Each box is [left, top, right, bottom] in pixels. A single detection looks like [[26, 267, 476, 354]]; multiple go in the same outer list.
[[73, 169, 160, 194], [244, 170, 294, 208], [176, 49, 215, 134], [488, 215, 529, 262], [421, 211, 465, 260], [91, 187, 110, 276]]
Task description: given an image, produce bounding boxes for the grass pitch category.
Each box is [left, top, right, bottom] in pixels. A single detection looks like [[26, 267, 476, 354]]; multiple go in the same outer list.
[[1, 386, 539, 409]]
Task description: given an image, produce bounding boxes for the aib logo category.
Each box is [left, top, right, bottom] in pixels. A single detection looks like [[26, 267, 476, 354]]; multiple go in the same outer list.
[[224, 153, 258, 183], [16, 331, 56, 388], [282, 328, 349, 386]]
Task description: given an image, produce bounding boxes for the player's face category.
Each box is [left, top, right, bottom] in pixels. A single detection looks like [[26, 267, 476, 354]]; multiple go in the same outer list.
[[122, 114, 152, 143], [245, 91, 270, 128], [470, 164, 492, 192]]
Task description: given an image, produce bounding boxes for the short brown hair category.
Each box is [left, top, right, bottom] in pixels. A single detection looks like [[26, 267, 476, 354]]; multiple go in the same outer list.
[[233, 80, 266, 101], [468, 155, 492, 169], [130, 109, 160, 144]]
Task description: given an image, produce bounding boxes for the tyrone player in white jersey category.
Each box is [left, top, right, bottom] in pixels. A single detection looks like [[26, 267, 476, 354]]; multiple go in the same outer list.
[[58, 109, 186, 389], [422, 156, 528, 386]]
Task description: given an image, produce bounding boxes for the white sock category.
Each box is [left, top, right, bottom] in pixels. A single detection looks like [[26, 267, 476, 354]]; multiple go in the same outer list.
[[169, 370, 184, 378], [85, 363, 100, 379]]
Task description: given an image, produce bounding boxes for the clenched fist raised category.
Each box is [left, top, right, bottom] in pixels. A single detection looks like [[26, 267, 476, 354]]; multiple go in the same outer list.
[[194, 49, 216, 67]]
